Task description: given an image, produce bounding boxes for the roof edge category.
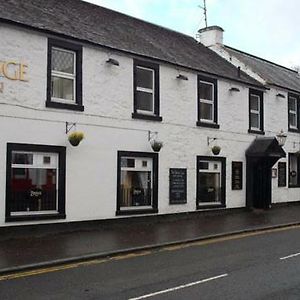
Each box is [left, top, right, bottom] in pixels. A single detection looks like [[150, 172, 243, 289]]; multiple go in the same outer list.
[[0, 18, 265, 90], [224, 45, 298, 74], [81, 0, 195, 41]]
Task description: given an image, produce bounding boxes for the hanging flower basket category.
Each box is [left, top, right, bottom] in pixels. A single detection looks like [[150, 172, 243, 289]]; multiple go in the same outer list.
[[150, 140, 163, 152], [211, 145, 221, 155], [68, 131, 84, 147]]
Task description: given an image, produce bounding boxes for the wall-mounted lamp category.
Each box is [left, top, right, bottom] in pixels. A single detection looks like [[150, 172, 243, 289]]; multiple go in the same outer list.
[[229, 87, 240, 92], [276, 129, 287, 146], [148, 131, 163, 152], [106, 58, 120, 66], [176, 74, 188, 81], [276, 93, 286, 99]]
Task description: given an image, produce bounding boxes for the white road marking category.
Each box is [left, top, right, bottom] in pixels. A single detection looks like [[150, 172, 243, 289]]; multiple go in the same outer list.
[[128, 273, 228, 300], [280, 252, 300, 260]]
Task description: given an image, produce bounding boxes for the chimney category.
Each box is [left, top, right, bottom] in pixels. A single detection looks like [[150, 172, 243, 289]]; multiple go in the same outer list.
[[198, 26, 224, 48]]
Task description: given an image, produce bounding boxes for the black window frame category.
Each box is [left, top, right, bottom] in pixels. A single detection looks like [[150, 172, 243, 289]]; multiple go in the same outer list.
[[248, 89, 264, 134], [6, 143, 66, 222], [278, 161, 287, 187], [288, 153, 300, 188], [46, 38, 84, 111], [116, 151, 159, 215], [288, 93, 300, 133], [196, 156, 226, 209], [197, 75, 219, 129], [132, 60, 162, 122]]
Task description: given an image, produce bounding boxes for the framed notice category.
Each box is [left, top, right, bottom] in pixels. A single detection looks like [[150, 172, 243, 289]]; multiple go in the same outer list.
[[169, 168, 187, 204], [278, 162, 286, 187], [232, 161, 243, 190]]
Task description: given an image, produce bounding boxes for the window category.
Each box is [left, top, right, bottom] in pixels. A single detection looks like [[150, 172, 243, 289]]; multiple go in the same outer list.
[[46, 39, 83, 111], [288, 93, 300, 132], [197, 75, 219, 128], [249, 89, 264, 134], [6, 143, 66, 222], [289, 153, 300, 187], [132, 60, 162, 121], [278, 162, 287, 187], [196, 156, 226, 209], [117, 151, 158, 215]]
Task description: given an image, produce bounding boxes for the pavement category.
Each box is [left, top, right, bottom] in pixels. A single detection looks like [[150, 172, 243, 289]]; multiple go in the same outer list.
[[1, 203, 300, 275]]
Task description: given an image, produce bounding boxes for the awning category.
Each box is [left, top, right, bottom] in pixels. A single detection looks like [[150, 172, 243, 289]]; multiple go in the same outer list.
[[246, 137, 286, 158]]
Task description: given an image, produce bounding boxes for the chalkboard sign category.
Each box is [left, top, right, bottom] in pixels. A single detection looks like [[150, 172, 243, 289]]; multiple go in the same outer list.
[[169, 168, 187, 204], [278, 162, 286, 187], [232, 161, 243, 190]]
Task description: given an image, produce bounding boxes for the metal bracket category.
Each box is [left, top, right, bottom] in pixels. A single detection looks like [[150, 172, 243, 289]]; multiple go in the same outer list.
[[66, 122, 76, 134], [148, 131, 158, 141], [207, 137, 217, 146]]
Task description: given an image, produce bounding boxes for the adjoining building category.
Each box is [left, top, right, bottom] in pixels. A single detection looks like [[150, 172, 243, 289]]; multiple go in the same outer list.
[[0, 0, 299, 227]]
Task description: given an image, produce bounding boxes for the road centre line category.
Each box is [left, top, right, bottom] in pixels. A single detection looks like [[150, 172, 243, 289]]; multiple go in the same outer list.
[[128, 273, 228, 300], [280, 252, 300, 260]]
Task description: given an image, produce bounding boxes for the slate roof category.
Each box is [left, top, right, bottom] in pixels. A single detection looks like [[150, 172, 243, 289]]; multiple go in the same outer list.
[[225, 45, 300, 93], [0, 0, 262, 87]]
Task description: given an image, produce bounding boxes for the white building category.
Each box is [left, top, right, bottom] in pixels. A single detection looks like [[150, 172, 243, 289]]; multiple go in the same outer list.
[[0, 0, 299, 227]]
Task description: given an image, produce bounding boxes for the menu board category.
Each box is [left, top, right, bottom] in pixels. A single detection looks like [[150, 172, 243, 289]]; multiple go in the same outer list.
[[169, 168, 187, 204], [232, 161, 243, 190], [278, 162, 286, 187]]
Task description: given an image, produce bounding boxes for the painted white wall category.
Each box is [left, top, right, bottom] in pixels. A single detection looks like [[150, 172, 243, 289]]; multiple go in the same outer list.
[[0, 23, 299, 226]]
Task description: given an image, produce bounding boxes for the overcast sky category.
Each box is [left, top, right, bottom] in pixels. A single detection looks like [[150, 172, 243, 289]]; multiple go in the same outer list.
[[86, 0, 299, 69]]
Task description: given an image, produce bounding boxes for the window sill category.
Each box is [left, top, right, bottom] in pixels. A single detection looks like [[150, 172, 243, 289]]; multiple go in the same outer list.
[[248, 129, 265, 135], [116, 208, 158, 216], [132, 113, 162, 122], [288, 184, 300, 188], [46, 101, 84, 112], [288, 128, 300, 133], [5, 213, 66, 222], [196, 204, 226, 210], [196, 121, 220, 129]]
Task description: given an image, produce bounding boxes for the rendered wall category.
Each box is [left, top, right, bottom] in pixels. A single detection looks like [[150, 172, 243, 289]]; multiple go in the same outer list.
[[0, 24, 299, 226]]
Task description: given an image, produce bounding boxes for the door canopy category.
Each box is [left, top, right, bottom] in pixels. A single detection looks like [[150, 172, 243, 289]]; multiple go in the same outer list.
[[246, 137, 286, 166]]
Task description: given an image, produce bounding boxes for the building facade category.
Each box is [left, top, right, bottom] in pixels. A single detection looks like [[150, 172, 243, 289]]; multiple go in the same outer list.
[[0, 0, 299, 227]]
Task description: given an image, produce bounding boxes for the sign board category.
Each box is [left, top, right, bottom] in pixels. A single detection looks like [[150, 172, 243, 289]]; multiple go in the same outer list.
[[278, 162, 286, 187], [0, 60, 29, 93], [169, 168, 187, 204], [232, 161, 243, 190]]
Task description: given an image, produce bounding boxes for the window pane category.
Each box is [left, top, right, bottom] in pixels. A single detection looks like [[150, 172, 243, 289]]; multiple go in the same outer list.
[[10, 168, 57, 213], [51, 76, 74, 100], [250, 112, 259, 129], [289, 113, 297, 127], [198, 172, 221, 203], [289, 155, 299, 186], [200, 102, 213, 120], [199, 162, 209, 170], [136, 67, 153, 89], [12, 152, 33, 165], [289, 98, 297, 111], [250, 95, 259, 110], [52, 48, 74, 74], [136, 91, 153, 112], [121, 158, 135, 168], [199, 82, 213, 100], [120, 171, 152, 207]]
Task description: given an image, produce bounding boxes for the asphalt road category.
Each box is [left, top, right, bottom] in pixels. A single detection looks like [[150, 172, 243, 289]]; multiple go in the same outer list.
[[1, 226, 300, 299]]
